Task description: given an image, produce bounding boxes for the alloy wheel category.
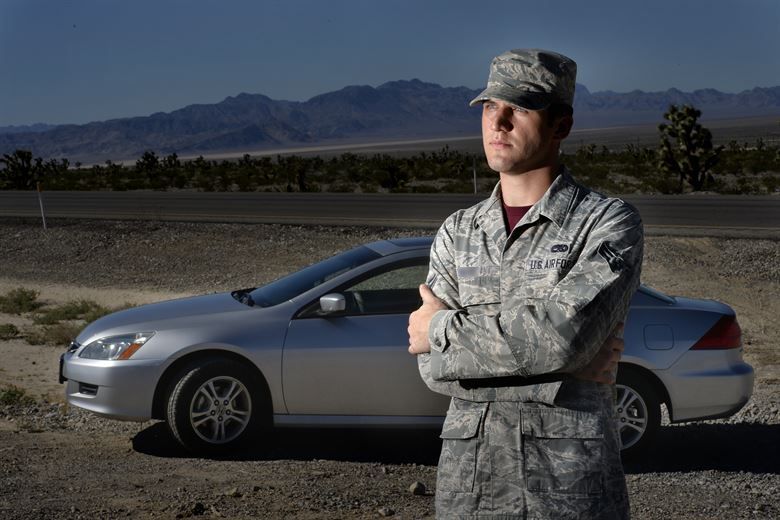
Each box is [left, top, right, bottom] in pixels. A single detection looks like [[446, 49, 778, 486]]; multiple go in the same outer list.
[[615, 384, 648, 450], [189, 376, 252, 444]]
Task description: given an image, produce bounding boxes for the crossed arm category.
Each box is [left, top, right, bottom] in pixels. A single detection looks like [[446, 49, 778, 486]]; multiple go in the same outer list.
[[408, 284, 625, 385], [407, 202, 643, 387]]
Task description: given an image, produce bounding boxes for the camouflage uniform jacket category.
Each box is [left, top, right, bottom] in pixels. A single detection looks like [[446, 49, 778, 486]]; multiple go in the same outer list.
[[417, 167, 643, 519]]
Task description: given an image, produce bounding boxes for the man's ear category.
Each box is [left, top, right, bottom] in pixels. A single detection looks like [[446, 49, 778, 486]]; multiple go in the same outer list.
[[554, 115, 574, 140]]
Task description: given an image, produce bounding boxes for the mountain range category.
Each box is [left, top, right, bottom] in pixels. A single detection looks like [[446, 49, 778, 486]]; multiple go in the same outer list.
[[2, 79, 779, 162]]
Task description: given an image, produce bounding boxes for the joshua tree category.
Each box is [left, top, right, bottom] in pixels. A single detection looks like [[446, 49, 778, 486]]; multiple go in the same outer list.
[[657, 104, 722, 192], [0, 149, 43, 189]]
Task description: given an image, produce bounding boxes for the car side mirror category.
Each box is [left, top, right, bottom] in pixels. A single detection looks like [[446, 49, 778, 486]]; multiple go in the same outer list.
[[319, 293, 346, 314]]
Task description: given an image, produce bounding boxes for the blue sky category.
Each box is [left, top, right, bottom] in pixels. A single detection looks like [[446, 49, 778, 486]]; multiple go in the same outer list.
[[1, 0, 778, 126]]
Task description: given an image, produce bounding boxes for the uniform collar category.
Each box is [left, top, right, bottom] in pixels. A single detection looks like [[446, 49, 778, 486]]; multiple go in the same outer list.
[[475, 166, 579, 232]]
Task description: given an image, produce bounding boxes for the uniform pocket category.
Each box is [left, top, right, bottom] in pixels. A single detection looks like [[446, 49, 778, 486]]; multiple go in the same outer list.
[[515, 280, 552, 300], [437, 406, 484, 493], [456, 265, 500, 308], [522, 408, 604, 496]]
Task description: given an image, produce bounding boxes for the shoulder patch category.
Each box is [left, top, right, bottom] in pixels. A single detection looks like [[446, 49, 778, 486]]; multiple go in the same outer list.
[[598, 242, 625, 273]]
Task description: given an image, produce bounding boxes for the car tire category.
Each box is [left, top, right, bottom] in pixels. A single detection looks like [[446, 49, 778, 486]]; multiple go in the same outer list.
[[166, 359, 268, 454], [615, 367, 661, 459]]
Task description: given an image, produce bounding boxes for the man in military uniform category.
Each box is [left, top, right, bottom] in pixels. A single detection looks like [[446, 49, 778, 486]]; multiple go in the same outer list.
[[408, 49, 643, 519]]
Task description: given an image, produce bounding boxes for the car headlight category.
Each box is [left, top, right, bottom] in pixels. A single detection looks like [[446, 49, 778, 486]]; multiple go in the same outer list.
[[78, 332, 155, 360]]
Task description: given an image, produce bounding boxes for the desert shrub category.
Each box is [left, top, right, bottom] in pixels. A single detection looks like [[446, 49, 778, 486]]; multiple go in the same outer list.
[[645, 171, 681, 194], [442, 180, 477, 193], [5, 143, 778, 194], [737, 177, 762, 193], [23, 328, 47, 345], [33, 299, 108, 325], [0, 323, 19, 340], [359, 182, 378, 193], [0, 288, 42, 314], [761, 175, 780, 193], [327, 182, 357, 193], [25, 323, 83, 346], [83, 303, 132, 323], [0, 385, 35, 406]]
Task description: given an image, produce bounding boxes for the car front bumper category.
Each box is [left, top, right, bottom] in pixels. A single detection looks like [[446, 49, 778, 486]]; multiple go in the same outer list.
[[660, 349, 755, 422], [61, 351, 166, 421]]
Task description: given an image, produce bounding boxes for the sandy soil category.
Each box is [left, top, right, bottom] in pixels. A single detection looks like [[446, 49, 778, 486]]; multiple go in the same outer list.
[[0, 278, 194, 402], [0, 219, 778, 519]]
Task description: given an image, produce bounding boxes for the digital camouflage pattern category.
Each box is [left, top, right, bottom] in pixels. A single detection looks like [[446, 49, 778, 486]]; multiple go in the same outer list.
[[469, 49, 577, 110], [417, 167, 643, 519]]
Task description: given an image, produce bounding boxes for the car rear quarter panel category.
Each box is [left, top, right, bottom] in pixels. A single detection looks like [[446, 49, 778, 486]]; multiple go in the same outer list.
[[623, 293, 753, 422], [656, 349, 754, 422], [623, 298, 732, 370]]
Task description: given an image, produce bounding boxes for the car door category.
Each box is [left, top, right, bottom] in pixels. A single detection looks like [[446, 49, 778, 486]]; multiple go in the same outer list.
[[282, 257, 450, 416]]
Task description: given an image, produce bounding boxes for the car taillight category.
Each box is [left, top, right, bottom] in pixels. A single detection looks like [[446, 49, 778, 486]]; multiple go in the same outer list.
[[690, 315, 742, 350]]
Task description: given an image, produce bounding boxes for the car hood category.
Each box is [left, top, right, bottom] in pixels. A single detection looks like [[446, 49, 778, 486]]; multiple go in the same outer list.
[[76, 292, 248, 343]]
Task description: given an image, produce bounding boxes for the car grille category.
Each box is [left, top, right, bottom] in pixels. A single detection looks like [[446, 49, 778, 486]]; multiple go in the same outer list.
[[78, 383, 98, 396]]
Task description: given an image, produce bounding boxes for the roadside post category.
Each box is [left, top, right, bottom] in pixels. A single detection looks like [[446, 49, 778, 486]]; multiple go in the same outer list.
[[473, 156, 477, 194], [37, 181, 47, 230]]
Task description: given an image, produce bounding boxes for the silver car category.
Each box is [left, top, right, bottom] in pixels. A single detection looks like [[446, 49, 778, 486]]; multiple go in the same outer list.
[[60, 237, 754, 457]]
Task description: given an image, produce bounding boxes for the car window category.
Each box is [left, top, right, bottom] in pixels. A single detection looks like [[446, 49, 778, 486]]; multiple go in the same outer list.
[[249, 245, 381, 307], [297, 258, 428, 318], [347, 264, 428, 291], [341, 261, 427, 315]]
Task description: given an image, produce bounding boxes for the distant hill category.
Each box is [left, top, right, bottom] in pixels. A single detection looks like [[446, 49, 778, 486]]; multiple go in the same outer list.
[[2, 80, 779, 162], [0, 123, 58, 135], [574, 85, 780, 128]]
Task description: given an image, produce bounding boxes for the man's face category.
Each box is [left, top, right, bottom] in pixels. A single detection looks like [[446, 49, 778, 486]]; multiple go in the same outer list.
[[481, 98, 561, 175]]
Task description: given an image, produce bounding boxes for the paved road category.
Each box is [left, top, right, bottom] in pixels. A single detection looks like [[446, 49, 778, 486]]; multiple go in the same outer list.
[[1, 191, 778, 237]]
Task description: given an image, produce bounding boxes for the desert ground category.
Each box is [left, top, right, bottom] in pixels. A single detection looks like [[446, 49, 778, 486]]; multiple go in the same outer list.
[[0, 218, 778, 519]]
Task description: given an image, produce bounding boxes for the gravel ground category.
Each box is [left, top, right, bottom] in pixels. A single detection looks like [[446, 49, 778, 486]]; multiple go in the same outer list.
[[0, 218, 778, 519]]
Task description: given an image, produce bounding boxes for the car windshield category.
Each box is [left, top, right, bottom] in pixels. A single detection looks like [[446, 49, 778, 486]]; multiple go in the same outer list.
[[248, 245, 382, 307]]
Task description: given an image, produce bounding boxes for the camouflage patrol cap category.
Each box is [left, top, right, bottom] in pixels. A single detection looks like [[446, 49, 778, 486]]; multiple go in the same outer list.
[[469, 49, 577, 110]]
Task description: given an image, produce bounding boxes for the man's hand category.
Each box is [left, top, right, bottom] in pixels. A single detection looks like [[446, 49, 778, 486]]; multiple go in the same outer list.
[[407, 284, 448, 355], [573, 323, 625, 384]]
